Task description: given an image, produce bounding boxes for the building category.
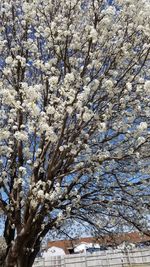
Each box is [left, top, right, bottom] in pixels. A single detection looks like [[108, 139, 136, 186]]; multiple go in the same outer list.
[[45, 232, 150, 256]]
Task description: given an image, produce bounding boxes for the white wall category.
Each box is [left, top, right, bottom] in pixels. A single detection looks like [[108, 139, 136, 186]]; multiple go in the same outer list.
[[43, 246, 65, 258], [34, 247, 150, 267]]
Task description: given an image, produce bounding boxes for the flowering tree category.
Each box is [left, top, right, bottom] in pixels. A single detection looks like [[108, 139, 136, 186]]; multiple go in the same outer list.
[[0, 0, 150, 266]]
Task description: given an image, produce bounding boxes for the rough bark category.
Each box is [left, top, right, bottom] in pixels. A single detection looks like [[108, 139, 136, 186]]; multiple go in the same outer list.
[[3, 253, 35, 267], [3, 239, 39, 267], [4, 235, 25, 267]]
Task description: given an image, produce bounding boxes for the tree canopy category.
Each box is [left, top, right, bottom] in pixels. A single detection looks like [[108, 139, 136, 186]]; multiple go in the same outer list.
[[0, 0, 150, 266]]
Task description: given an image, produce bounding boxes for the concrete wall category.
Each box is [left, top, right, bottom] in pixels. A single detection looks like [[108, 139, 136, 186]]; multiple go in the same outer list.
[[33, 247, 150, 267]]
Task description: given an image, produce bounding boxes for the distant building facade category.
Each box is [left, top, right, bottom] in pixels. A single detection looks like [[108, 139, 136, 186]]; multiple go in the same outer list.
[[45, 232, 150, 256]]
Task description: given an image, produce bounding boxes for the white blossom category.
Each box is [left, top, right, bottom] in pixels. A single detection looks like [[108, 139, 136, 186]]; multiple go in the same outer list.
[[30, 200, 38, 209], [136, 136, 146, 147], [45, 193, 50, 200], [46, 106, 55, 115], [137, 122, 147, 131], [19, 167, 26, 174], [64, 73, 75, 83], [126, 82, 132, 91], [49, 76, 58, 86], [37, 190, 45, 199], [144, 80, 150, 92], [5, 56, 13, 64]]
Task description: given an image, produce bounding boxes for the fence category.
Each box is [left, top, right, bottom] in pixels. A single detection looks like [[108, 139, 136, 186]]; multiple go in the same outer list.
[[33, 247, 150, 267]]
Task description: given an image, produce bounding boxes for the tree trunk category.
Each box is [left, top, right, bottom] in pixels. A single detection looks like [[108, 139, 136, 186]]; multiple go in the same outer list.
[[3, 244, 40, 267], [3, 244, 37, 267], [3, 253, 35, 267], [16, 251, 38, 267], [16, 256, 33, 267], [3, 229, 42, 267]]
